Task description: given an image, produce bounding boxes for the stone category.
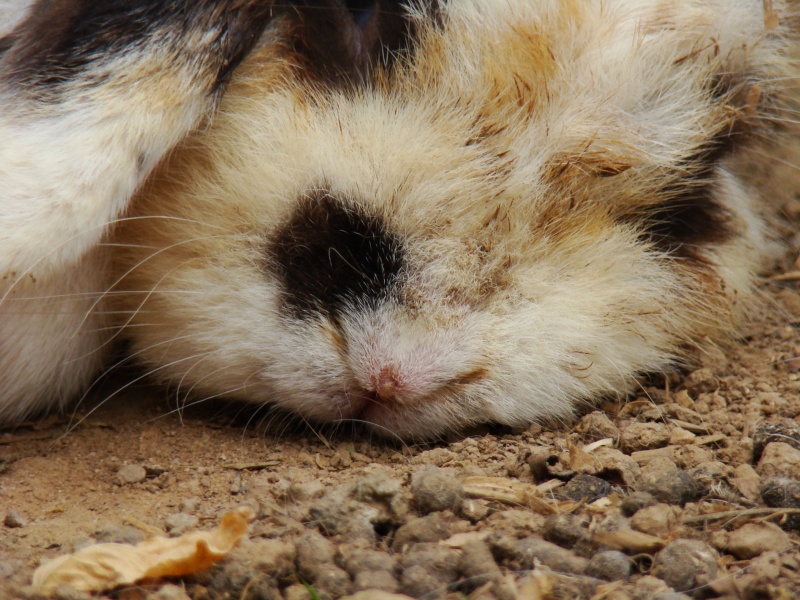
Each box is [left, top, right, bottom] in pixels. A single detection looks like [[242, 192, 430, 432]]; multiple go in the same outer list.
[[117, 464, 147, 485], [726, 522, 791, 560], [652, 539, 718, 593], [411, 467, 464, 514], [620, 423, 671, 454], [630, 504, 680, 539], [586, 551, 632, 582]]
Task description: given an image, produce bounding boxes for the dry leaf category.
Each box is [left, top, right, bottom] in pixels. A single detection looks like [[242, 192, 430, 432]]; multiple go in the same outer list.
[[32, 507, 254, 595]]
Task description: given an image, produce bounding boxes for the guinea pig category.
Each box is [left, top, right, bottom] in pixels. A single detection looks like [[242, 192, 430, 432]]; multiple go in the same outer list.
[[109, 0, 800, 439]]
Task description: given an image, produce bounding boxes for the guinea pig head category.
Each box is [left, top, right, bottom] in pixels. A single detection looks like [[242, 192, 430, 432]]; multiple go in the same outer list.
[[113, 0, 792, 438]]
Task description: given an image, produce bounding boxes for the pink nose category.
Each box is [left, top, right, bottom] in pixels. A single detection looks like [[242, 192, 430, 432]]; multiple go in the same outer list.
[[373, 364, 401, 401]]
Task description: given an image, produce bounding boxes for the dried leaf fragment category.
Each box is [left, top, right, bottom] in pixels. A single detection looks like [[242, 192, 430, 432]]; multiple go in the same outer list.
[[32, 507, 254, 595]]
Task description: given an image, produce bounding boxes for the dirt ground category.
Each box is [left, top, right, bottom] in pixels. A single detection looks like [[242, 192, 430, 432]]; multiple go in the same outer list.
[[2, 242, 800, 599]]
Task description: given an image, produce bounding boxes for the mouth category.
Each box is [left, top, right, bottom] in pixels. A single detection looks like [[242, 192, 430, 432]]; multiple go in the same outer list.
[[330, 388, 395, 427]]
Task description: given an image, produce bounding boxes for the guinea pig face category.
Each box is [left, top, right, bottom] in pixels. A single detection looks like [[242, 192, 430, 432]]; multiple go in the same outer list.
[[114, 0, 792, 438]]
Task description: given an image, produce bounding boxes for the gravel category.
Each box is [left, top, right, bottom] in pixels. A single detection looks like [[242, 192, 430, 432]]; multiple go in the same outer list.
[[6, 284, 800, 600]]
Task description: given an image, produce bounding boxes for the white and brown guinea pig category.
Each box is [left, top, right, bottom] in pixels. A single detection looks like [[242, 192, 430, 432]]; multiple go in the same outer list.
[[110, 0, 799, 439], [0, 1, 797, 438]]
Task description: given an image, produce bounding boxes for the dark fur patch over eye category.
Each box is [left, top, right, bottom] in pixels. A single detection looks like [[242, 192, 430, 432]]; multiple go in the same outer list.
[[625, 136, 740, 260], [267, 191, 405, 319]]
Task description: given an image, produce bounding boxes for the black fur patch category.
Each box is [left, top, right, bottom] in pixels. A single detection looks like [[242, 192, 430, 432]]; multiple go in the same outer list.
[[268, 191, 405, 318], [636, 186, 733, 258], [632, 141, 736, 258], [4, 0, 276, 95], [287, 0, 427, 87]]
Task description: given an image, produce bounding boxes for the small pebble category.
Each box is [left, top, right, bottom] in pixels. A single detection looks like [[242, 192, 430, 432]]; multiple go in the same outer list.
[[652, 539, 718, 593], [117, 464, 147, 485], [688, 461, 733, 493], [682, 368, 717, 394], [400, 543, 460, 599], [457, 540, 501, 590], [3, 511, 27, 528], [621, 423, 671, 453], [284, 584, 313, 600], [586, 551, 631, 582], [460, 499, 491, 523], [556, 473, 612, 503], [296, 530, 336, 574], [672, 445, 713, 469], [620, 491, 657, 517], [309, 472, 408, 540], [641, 470, 701, 506], [392, 512, 452, 551], [668, 426, 696, 446], [726, 522, 791, 559], [411, 467, 464, 514], [732, 464, 761, 503], [94, 525, 147, 545], [634, 575, 681, 599], [286, 480, 326, 503], [341, 547, 398, 577], [353, 570, 399, 593], [752, 418, 800, 462], [164, 512, 199, 535], [756, 442, 800, 480], [761, 477, 800, 508], [226, 538, 296, 578], [542, 514, 592, 553], [576, 411, 619, 441], [295, 542, 352, 600], [630, 503, 680, 539], [697, 344, 728, 373], [0, 557, 17, 579], [761, 476, 800, 524]]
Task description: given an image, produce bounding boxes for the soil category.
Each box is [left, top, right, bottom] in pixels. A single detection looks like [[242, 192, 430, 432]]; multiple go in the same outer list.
[[2, 249, 800, 599]]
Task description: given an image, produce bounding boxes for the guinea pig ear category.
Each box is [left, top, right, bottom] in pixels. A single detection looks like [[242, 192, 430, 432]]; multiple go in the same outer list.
[[0, 0, 277, 277], [287, 0, 428, 85]]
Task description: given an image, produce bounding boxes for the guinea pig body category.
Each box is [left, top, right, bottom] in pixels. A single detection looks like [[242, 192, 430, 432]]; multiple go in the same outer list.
[[113, 0, 799, 438], [0, 0, 275, 423]]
